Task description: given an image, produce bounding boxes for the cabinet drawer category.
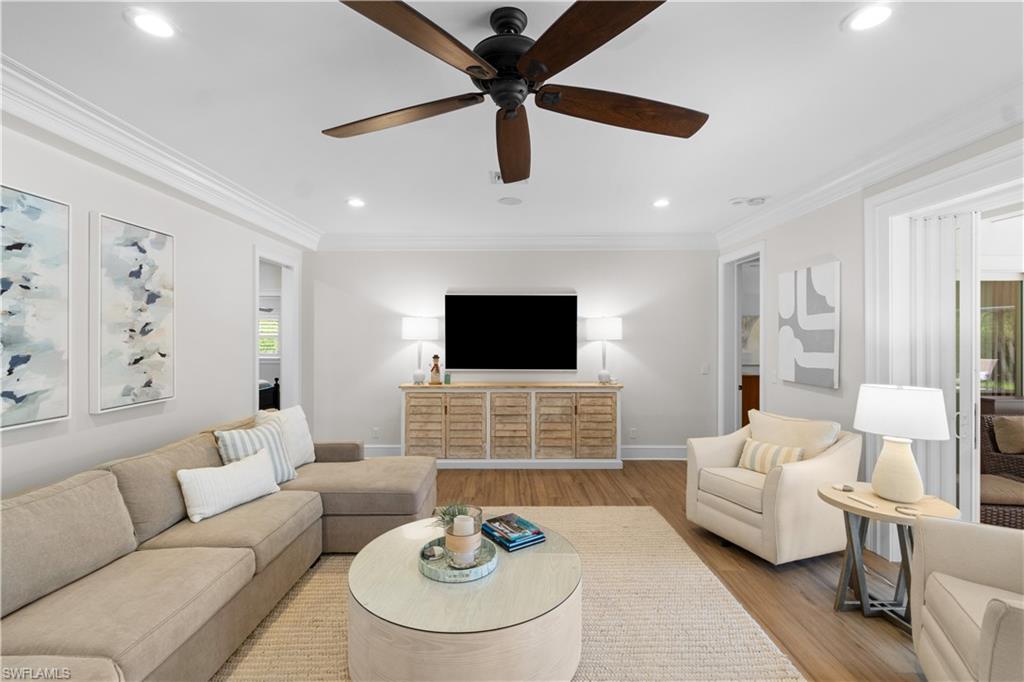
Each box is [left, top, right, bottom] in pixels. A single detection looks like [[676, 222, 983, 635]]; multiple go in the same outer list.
[[575, 392, 616, 458], [535, 393, 575, 458], [404, 394, 444, 457]]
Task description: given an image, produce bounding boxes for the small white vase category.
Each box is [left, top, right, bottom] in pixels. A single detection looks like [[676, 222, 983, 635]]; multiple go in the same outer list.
[[871, 437, 924, 503]]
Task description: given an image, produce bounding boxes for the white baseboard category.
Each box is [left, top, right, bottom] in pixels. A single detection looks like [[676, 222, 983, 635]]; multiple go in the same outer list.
[[365, 444, 401, 457], [621, 445, 687, 460], [366, 444, 685, 463]]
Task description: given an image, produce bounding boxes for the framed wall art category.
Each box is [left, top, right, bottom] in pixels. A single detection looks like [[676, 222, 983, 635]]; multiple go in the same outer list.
[[91, 213, 175, 413]]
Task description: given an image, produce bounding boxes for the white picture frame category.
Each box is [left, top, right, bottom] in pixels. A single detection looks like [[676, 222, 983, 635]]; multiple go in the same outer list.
[[1, 186, 72, 430], [90, 212, 176, 413]]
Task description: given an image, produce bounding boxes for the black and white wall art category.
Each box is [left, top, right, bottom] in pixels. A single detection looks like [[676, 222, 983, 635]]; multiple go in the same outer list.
[[1, 186, 71, 429], [91, 213, 175, 412], [778, 261, 840, 389]]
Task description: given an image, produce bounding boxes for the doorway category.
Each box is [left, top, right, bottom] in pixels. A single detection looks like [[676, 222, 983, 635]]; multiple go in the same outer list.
[[865, 139, 1022, 554], [718, 243, 765, 434], [253, 249, 300, 413]]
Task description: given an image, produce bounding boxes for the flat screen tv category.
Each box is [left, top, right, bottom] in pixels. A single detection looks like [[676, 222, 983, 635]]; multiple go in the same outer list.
[[445, 294, 577, 370]]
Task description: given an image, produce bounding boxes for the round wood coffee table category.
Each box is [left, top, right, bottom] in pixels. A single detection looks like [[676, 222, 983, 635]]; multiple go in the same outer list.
[[347, 515, 583, 681]]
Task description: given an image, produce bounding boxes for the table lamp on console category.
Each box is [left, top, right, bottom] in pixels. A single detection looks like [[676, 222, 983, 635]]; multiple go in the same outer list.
[[853, 384, 950, 504], [401, 317, 439, 385], [585, 317, 623, 384]]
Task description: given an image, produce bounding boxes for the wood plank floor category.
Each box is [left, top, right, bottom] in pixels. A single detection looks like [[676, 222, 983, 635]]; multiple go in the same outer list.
[[437, 462, 920, 682]]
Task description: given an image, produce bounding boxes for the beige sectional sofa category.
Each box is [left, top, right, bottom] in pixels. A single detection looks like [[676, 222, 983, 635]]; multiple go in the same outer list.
[[0, 418, 436, 682]]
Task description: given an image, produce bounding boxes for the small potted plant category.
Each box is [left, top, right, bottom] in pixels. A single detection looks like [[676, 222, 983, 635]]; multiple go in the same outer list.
[[435, 503, 483, 568]]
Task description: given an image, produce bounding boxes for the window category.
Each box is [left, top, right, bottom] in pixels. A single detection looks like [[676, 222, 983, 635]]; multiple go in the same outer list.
[[980, 281, 1022, 396], [258, 296, 280, 358]]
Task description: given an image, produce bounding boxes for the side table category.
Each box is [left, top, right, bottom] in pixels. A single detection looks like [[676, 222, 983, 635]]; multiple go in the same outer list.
[[817, 482, 960, 633]]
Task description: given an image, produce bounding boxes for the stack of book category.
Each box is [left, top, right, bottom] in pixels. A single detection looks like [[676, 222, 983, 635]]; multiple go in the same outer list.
[[483, 513, 546, 552]]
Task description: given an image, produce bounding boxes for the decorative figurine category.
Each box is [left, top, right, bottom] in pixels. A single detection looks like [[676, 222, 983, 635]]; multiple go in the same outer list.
[[429, 354, 442, 385]]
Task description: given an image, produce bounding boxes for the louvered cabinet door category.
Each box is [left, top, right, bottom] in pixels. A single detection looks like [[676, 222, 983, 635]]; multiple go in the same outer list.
[[445, 393, 486, 459], [575, 393, 617, 458], [490, 392, 532, 459], [535, 393, 576, 459], [405, 394, 445, 458]]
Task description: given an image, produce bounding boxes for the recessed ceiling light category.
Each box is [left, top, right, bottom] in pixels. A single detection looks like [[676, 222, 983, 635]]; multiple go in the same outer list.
[[843, 4, 892, 32], [652, 198, 670, 208], [125, 8, 175, 38], [347, 197, 365, 208], [497, 197, 523, 206]]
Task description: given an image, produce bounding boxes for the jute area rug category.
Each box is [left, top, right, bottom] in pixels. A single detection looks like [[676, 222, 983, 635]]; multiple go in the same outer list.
[[214, 506, 803, 681]]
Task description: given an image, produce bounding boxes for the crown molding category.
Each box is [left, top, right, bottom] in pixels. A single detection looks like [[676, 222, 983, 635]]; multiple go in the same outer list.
[[317, 230, 719, 251], [715, 80, 1024, 249], [1, 56, 322, 250]]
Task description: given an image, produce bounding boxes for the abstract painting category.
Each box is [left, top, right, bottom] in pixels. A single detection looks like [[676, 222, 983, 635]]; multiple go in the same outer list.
[[92, 214, 174, 412], [778, 261, 840, 389], [1, 187, 70, 429]]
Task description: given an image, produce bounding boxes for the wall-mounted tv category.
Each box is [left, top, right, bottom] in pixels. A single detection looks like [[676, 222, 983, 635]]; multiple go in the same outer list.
[[444, 294, 577, 370]]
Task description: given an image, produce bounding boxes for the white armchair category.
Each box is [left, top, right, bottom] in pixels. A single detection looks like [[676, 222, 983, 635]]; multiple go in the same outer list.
[[686, 418, 862, 565], [912, 517, 1024, 682]]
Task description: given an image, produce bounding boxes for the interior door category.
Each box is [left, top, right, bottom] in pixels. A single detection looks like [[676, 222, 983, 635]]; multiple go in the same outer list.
[[956, 212, 981, 522]]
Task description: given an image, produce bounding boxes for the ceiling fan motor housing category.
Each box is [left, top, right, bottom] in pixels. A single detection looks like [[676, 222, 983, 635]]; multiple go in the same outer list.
[[472, 7, 536, 111]]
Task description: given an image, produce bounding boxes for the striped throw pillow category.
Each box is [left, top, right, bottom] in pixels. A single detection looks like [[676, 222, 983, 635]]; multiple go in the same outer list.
[[738, 438, 805, 474], [215, 422, 296, 484]]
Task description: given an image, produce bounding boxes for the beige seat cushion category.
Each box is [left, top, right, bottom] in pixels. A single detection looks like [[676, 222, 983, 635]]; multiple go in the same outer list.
[[0, 547, 254, 682], [698, 467, 766, 513], [993, 416, 1024, 454], [748, 409, 840, 456], [1, 471, 137, 617], [281, 457, 436, 515], [924, 572, 1024, 679], [980, 474, 1024, 506], [139, 490, 321, 572]]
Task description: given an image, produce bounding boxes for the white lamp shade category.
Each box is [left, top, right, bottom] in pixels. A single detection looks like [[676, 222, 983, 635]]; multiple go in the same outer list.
[[401, 317, 439, 341], [853, 384, 950, 441], [585, 317, 623, 341]]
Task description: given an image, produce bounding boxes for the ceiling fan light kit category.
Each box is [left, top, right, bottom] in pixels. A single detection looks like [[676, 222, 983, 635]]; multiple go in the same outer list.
[[324, 1, 709, 184]]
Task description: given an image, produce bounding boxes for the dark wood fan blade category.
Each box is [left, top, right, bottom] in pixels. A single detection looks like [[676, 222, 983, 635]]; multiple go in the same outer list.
[[343, 1, 497, 79], [322, 93, 484, 138], [535, 84, 708, 138], [517, 1, 663, 82], [496, 106, 530, 184]]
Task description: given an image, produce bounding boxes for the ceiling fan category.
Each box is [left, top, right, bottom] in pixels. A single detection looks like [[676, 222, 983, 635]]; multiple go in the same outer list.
[[323, 1, 709, 184]]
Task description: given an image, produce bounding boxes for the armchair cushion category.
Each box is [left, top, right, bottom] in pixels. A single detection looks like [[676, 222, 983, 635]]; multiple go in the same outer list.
[[925, 572, 1024, 679], [993, 416, 1024, 454], [699, 467, 766, 513], [748, 410, 840, 457]]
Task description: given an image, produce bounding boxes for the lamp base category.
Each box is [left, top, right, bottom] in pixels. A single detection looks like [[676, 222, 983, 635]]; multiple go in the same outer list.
[[871, 437, 924, 503], [597, 369, 612, 384], [412, 368, 426, 385]]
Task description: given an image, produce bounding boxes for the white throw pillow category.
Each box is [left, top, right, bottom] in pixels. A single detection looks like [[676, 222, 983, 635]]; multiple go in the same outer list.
[[215, 421, 296, 483], [747, 409, 840, 457], [255, 406, 316, 468], [177, 449, 280, 522]]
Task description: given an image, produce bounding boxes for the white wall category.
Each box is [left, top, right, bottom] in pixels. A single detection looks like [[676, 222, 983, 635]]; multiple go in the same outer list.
[[303, 250, 719, 451], [0, 124, 303, 495], [734, 194, 865, 431]]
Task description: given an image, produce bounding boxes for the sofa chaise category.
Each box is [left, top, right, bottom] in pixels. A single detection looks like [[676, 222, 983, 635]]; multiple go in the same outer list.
[[0, 417, 436, 682]]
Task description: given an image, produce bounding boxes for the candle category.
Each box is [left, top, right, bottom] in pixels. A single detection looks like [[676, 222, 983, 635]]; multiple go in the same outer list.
[[446, 514, 480, 567], [453, 514, 474, 536]]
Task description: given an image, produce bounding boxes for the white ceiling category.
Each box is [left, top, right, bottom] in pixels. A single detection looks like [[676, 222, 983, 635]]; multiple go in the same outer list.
[[2, 2, 1022, 247]]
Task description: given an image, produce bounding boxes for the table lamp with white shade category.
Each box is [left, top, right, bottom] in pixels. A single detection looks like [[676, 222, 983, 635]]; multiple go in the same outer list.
[[401, 317, 439, 385], [585, 317, 623, 384], [853, 384, 950, 504]]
